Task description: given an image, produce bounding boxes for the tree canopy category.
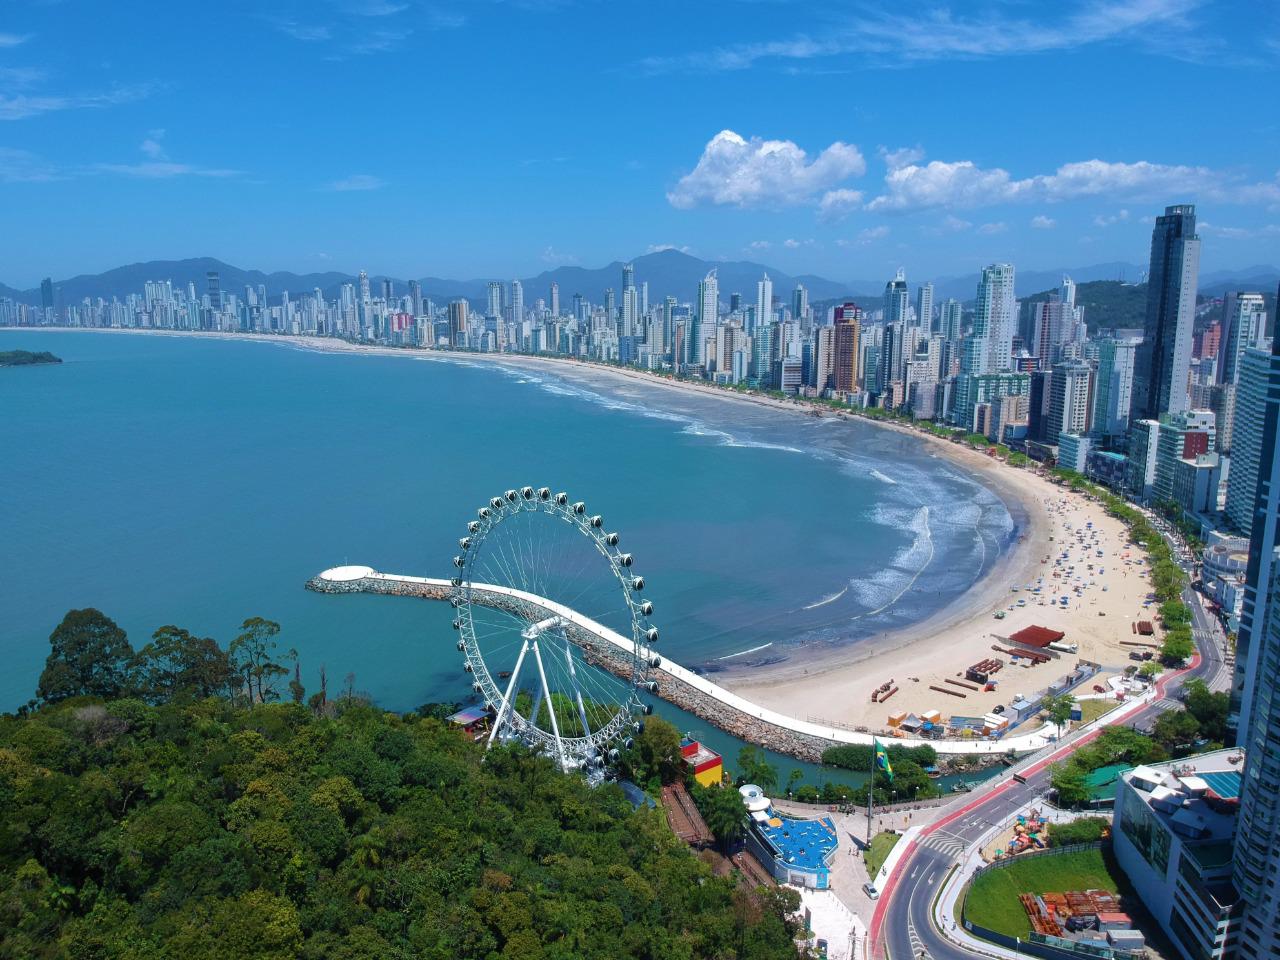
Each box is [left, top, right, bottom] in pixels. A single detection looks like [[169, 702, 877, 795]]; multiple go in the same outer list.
[[2, 612, 806, 958]]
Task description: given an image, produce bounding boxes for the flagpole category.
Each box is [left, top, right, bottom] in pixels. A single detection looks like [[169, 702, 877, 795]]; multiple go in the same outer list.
[[867, 740, 875, 846]]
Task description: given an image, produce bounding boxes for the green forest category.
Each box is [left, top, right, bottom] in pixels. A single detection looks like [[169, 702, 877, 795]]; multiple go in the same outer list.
[[0, 610, 806, 959], [1020, 280, 1146, 333], [0, 349, 62, 367]]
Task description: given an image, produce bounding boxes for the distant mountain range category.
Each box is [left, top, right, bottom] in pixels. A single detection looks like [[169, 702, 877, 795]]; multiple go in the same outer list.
[[3, 251, 1277, 310]]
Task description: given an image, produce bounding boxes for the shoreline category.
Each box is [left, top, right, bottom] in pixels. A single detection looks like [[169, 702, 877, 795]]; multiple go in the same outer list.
[[4, 327, 1149, 736]]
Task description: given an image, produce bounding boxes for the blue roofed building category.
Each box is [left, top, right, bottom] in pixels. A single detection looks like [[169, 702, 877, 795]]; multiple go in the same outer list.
[[739, 784, 840, 889]]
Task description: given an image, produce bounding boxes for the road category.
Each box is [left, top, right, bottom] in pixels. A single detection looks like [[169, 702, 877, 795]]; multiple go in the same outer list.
[[874, 596, 1223, 960]]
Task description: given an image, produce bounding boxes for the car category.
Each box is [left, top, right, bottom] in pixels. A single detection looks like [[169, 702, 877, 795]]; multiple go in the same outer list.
[[863, 882, 880, 900], [993, 704, 1006, 714]]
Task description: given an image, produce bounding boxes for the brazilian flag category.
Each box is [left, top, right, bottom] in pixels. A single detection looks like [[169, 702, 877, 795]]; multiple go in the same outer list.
[[874, 739, 895, 782]]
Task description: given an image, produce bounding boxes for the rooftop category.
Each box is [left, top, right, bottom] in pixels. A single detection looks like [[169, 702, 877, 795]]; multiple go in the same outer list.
[[757, 815, 839, 872], [1121, 749, 1244, 844]]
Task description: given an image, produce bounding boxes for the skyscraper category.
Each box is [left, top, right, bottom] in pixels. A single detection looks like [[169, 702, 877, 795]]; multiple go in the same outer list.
[[448, 299, 468, 345], [1091, 338, 1137, 439], [1132, 204, 1200, 421], [832, 303, 861, 394], [1045, 360, 1093, 442], [754, 273, 773, 335], [486, 281, 502, 319], [1231, 286, 1280, 960], [792, 284, 809, 326], [1218, 292, 1267, 387], [549, 281, 560, 319], [1226, 347, 1278, 534], [206, 271, 222, 312], [692, 270, 718, 367], [940, 299, 963, 342], [916, 282, 934, 333], [40, 277, 53, 312], [972, 263, 1016, 372], [884, 269, 909, 325], [509, 280, 524, 325]]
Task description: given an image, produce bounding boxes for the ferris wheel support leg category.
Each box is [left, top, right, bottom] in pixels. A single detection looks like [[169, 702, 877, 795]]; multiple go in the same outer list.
[[562, 635, 594, 749], [488, 639, 531, 748], [531, 639, 568, 771]]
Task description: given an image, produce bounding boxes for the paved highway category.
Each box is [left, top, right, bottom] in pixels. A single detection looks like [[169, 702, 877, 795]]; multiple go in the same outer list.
[[874, 603, 1222, 960]]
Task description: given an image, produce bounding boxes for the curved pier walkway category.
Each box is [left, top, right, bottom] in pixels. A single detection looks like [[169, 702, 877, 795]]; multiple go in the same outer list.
[[307, 565, 1079, 760]]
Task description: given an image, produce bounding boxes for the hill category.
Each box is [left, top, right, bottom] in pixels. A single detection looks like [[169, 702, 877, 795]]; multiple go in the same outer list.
[[1021, 280, 1148, 332], [0, 607, 804, 959], [1, 250, 861, 311]]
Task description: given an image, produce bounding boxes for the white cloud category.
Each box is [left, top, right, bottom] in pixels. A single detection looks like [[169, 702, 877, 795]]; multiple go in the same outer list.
[[1093, 209, 1131, 227], [95, 161, 240, 178], [748, 240, 772, 250], [273, 19, 332, 41], [870, 157, 1272, 212], [0, 84, 151, 121], [668, 129, 865, 209], [817, 188, 864, 222], [140, 130, 167, 160], [326, 173, 384, 191], [646, 243, 691, 254], [1030, 215, 1057, 229], [880, 145, 925, 170], [857, 225, 890, 245], [920, 214, 973, 236], [783, 238, 801, 249], [540, 246, 579, 264], [978, 221, 1008, 235], [0, 33, 31, 48], [642, 0, 1211, 72], [869, 159, 1030, 211]]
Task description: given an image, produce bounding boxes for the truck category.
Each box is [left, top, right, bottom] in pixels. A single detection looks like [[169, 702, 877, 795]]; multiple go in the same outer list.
[[1048, 640, 1079, 654]]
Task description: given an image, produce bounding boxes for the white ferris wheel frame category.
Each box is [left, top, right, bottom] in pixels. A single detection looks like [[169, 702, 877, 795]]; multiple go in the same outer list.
[[450, 486, 658, 771]]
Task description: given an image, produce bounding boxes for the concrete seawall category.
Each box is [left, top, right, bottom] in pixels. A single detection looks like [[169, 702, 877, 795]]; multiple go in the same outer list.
[[306, 570, 838, 761], [306, 566, 1057, 760]]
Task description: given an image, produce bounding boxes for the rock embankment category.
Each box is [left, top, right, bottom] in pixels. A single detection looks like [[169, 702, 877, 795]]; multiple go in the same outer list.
[[306, 573, 834, 761]]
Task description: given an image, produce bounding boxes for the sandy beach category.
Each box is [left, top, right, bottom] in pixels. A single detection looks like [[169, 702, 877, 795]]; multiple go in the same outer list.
[[10, 328, 1155, 735]]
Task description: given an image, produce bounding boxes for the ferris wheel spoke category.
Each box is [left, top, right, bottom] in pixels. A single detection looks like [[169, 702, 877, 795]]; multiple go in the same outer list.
[[455, 489, 651, 774]]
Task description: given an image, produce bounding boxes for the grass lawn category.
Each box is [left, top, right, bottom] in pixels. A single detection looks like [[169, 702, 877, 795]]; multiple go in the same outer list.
[[1077, 698, 1119, 725], [965, 848, 1122, 938], [866, 832, 901, 877]]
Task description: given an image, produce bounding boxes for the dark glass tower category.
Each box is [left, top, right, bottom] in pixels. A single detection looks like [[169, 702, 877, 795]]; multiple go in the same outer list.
[[1131, 204, 1199, 421]]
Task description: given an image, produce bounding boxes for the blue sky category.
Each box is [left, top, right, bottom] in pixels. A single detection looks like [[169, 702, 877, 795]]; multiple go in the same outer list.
[[1, 0, 1278, 286]]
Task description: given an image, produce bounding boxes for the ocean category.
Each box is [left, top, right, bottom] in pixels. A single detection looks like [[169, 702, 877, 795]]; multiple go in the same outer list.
[[0, 330, 1019, 783]]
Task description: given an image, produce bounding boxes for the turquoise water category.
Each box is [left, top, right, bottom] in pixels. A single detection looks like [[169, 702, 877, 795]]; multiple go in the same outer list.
[[0, 331, 1020, 761]]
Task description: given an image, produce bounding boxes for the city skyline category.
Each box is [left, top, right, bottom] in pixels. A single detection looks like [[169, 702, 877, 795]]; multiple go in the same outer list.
[[2, 1, 1279, 285]]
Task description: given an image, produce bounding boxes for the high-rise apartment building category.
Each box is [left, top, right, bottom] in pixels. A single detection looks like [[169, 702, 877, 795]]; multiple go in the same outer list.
[[939, 299, 963, 342], [509, 280, 524, 326], [1092, 338, 1138, 439], [549, 282, 559, 319], [916, 282, 934, 333], [1133, 204, 1200, 421], [1218, 292, 1267, 387], [792, 284, 809, 326], [448, 299, 468, 345], [1226, 348, 1280, 534], [486, 281, 502, 319], [754, 273, 773, 335], [1230, 289, 1280, 960], [973, 263, 1016, 372], [692, 270, 718, 367], [884, 269, 909, 325], [1046, 360, 1093, 443], [832, 303, 861, 394]]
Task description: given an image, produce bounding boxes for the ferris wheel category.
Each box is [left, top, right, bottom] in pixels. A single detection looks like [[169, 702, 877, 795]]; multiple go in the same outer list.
[[450, 486, 659, 773]]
